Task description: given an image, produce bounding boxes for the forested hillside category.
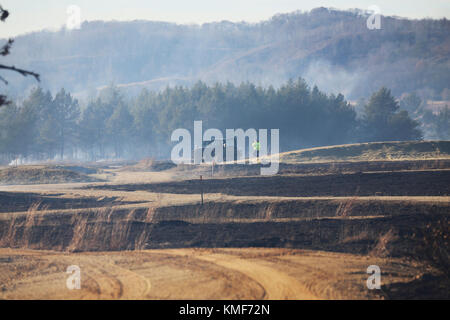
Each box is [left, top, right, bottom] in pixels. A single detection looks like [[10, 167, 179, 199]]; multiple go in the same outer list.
[[2, 7, 450, 100]]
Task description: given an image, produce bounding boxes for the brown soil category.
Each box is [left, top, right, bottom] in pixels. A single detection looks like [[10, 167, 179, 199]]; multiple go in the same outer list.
[[0, 248, 440, 300]]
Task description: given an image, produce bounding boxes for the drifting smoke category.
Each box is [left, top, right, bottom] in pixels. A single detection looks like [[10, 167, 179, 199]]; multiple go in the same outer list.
[[303, 60, 366, 99]]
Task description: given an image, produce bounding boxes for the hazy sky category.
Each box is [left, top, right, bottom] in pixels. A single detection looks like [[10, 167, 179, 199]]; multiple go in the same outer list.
[[1, 0, 449, 37]]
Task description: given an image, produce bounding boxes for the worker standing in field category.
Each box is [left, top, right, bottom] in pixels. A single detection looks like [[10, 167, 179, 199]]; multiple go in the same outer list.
[[252, 140, 261, 163]]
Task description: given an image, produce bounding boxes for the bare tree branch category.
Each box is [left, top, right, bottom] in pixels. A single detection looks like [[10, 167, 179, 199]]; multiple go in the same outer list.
[[0, 94, 9, 106], [0, 38, 13, 56], [0, 64, 40, 82], [0, 5, 40, 106], [0, 74, 8, 84], [0, 5, 9, 22]]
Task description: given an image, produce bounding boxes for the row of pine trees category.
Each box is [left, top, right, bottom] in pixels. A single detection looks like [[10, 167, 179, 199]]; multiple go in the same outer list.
[[0, 79, 424, 163]]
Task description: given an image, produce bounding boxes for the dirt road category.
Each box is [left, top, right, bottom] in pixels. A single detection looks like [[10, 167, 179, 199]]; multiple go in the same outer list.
[[0, 248, 423, 300]]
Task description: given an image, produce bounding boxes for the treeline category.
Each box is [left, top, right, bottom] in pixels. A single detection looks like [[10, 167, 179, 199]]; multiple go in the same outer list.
[[0, 79, 425, 163]]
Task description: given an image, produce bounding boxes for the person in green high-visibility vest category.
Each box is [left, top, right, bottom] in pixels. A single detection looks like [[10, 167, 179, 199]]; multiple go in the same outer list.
[[252, 140, 260, 162]]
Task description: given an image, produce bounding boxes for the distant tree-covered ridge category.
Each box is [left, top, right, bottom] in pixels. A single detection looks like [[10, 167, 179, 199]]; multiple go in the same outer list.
[[1, 7, 449, 101], [0, 79, 426, 163]]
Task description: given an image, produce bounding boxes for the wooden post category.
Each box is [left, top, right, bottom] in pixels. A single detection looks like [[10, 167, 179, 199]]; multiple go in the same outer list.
[[200, 175, 204, 205]]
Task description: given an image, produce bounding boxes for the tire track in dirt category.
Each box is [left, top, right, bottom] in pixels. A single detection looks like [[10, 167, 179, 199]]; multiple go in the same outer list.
[[68, 255, 152, 299], [80, 262, 124, 299], [0, 251, 152, 300], [143, 250, 266, 299], [1, 248, 425, 299], [265, 255, 340, 299], [167, 249, 319, 300]]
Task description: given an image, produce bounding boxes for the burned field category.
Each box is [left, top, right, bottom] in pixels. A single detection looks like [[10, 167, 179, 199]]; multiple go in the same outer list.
[[0, 191, 144, 213], [1, 159, 448, 255], [0, 156, 449, 299], [91, 169, 450, 197]]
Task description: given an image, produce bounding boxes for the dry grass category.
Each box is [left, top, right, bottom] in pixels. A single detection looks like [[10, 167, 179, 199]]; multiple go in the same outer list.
[[278, 140, 450, 164], [0, 166, 99, 185], [336, 195, 359, 218], [370, 229, 399, 257], [415, 216, 450, 277], [0, 201, 49, 248], [66, 202, 161, 252], [118, 158, 176, 172]]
